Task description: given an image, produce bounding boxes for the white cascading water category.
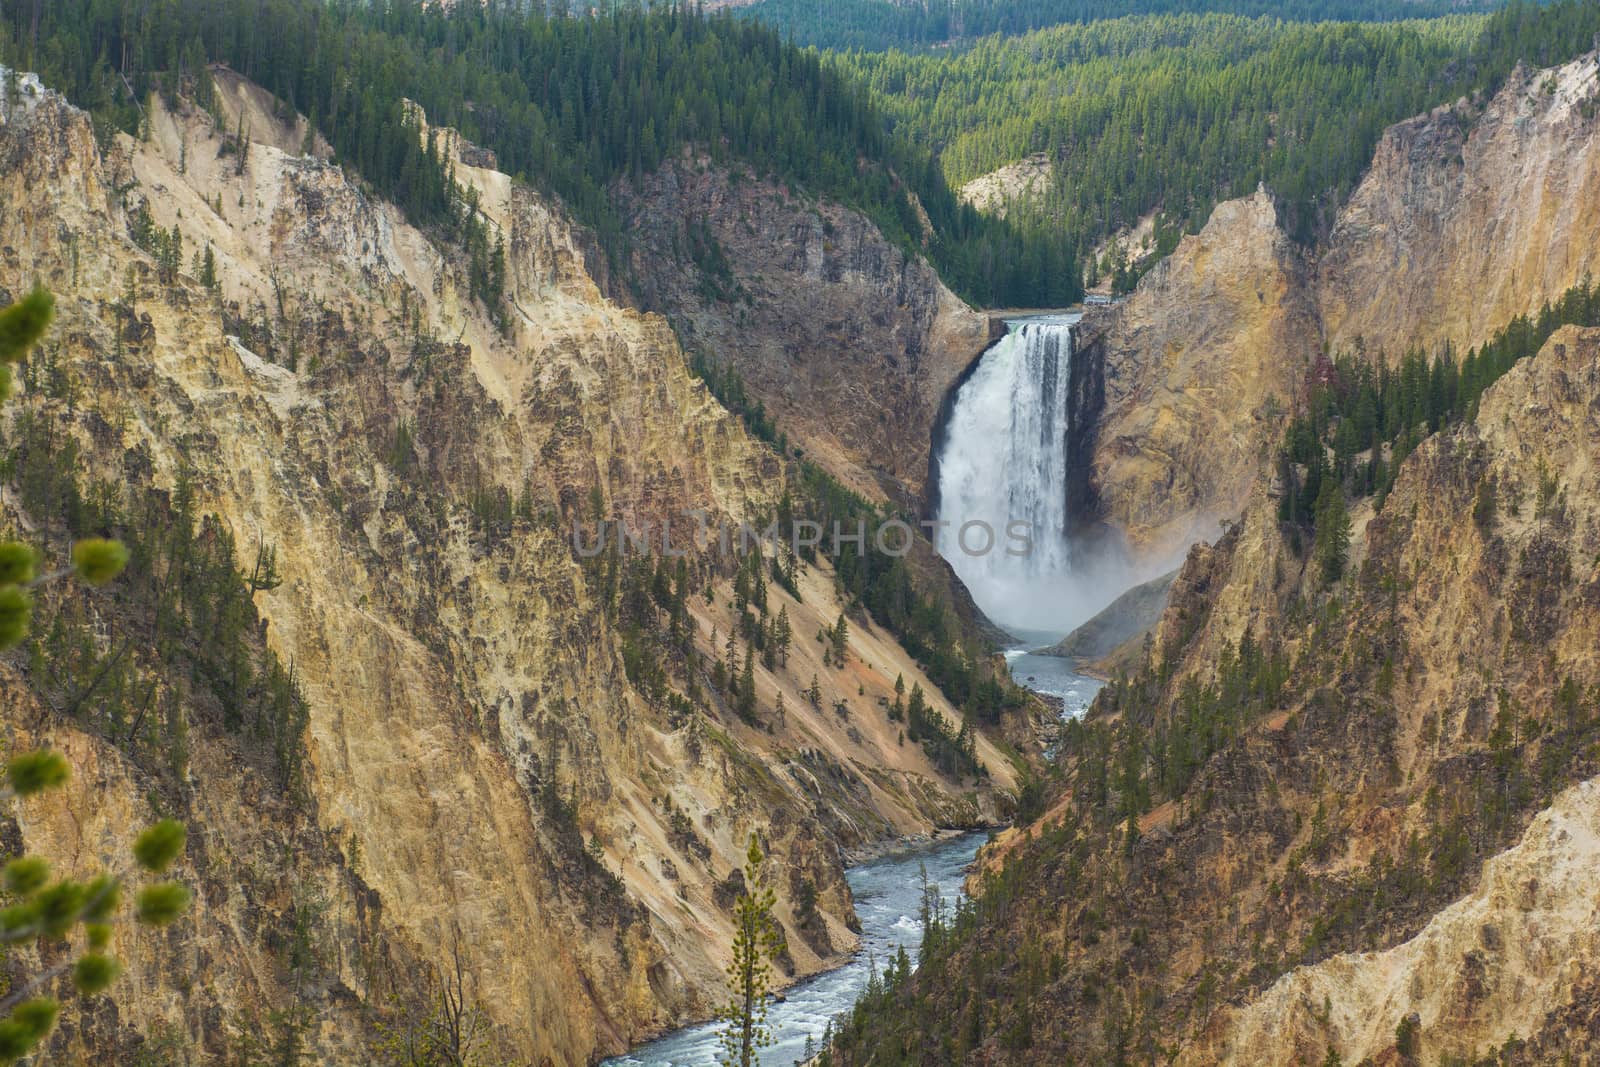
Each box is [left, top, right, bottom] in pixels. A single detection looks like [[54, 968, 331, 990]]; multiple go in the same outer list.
[[936, 313, 1085, 639]]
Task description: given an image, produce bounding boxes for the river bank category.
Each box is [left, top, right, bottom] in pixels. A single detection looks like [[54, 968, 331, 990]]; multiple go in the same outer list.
[[603, 831, 988, 1067]]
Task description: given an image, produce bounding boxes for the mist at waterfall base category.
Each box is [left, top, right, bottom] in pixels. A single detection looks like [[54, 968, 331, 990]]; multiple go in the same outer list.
[[936, 313, 1138, 644]]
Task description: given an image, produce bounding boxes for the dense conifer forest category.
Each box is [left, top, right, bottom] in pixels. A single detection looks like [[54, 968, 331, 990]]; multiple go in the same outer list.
[[0, 0, 1080, 308], [738, 0, 1506, 51], [837, 0, 1600, 282]]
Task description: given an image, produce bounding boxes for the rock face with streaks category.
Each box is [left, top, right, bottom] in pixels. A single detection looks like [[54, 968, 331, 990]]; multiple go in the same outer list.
[[1318, 56, 1600, 360], [1078, 51, 1600, 563], [1074, 188, 1318, 561], [0, 73, 1016, 1066], [619, 156, 994, 508]]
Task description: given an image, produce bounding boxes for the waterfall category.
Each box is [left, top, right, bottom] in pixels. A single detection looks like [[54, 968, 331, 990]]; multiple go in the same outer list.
[[935, 314, 1083, 639]]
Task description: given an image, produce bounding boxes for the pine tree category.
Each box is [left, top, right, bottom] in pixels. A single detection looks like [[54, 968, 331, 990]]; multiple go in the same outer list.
[[0, 287, 190, 1060], [761, 615, 777, 670], [774, 605, 792, 667], [199, 244, 218, 291], [1312, 476, 1351, 587], [738, 646, 757, 721], [719, 836, 785, 1067], [830, 612, 849, 667], [734, 561, 751, 615]]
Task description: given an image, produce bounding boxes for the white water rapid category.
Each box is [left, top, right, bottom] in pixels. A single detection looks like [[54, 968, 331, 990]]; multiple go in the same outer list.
[[935, 313, 1092, 640]]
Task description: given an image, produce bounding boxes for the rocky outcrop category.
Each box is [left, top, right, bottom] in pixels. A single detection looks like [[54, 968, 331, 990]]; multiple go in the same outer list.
[[1082, 51, 1600, 564], [618, 155, 994, 508], [1319, 54, 1600, 359], [0, 77, 1016, 1066], [1038, 567, 1176, 670], [1077, 189, 1319, 560], [957, 154, 1052, 218]]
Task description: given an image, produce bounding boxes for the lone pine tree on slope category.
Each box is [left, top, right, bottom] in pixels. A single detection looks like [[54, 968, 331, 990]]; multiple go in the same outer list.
[[719, 834, 786, 1067]]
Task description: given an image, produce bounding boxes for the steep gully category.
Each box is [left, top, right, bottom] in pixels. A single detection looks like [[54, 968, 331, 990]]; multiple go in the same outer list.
[[609, 311, 1112, 1062]]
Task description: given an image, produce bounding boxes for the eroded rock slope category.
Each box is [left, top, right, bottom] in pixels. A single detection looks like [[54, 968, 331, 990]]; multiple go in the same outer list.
[[1082, 53, 1600, 562], [0, 74, 1015, 1065]]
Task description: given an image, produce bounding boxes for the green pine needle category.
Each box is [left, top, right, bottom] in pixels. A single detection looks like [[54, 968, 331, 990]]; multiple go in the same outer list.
[[132, 820, 187, 874], [0, 543, 38, 586], [135, 883, 191, 927], [79, 875, 121, 924], [34, 882, 87, 940], [9, 999, 59, 1042], [71, 538, 129, 587], [71, 955, 121, 996], [1, 858, 50, 897], [0, 586, 30, 652], [6, 750, 68, 797], [0, 287, 54, 365]]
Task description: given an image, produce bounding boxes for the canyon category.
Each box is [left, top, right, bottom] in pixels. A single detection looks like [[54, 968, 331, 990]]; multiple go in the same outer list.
[[0, 15, 1596, 1067], [825, 47, 1600, 1066], [0, 69, 1022, 1065]]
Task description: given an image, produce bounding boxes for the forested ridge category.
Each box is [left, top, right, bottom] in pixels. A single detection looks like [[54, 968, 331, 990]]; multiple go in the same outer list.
[[0, 0, 1079, 308], [837, 0, 1600, 285], [1279, 279, 1600, 532], [739, 0, 1506, 51], [6, 1, 1590, 309]]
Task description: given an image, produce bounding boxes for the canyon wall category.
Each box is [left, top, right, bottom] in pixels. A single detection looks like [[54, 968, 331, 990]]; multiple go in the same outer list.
[[0, 75, 1015, 1065], [825, 49, 1600, 1065], [1082, 51, 1600, 563], [1319, 56, 1600, 359], [1075, 189, 1318, 561], [829, 322, 1600, 1065], [1172, 324, 1600, 1065], [619, 156, 994, 508]]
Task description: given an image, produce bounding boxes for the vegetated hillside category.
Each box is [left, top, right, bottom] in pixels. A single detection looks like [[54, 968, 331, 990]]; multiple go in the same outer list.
[[840, 0, 1600, 290], [1078, 46, 1600, 561], [0, 70, 1028, 1065], [735, 0, 1506, 50], [2, 0, 1078, 309], [823, 319, 1600, 1063]]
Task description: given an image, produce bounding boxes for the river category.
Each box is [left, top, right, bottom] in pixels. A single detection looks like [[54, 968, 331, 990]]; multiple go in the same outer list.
[[608, 614, 1100, 1066], [1005, 649, 1100, 719], [604, 831, 986, 1067]]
